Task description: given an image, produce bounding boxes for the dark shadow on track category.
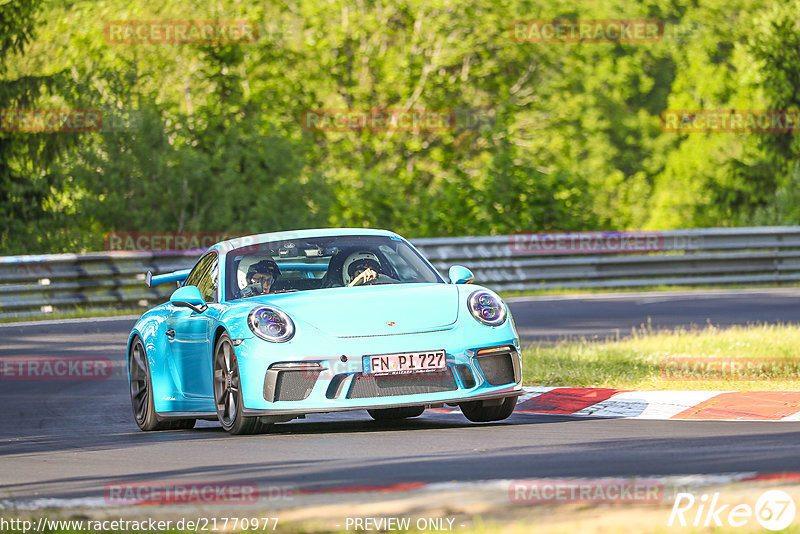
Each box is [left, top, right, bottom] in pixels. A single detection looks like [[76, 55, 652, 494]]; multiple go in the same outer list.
[[5, 424, 800, 503]]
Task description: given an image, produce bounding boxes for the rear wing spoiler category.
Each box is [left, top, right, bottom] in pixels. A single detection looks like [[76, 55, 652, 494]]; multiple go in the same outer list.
[[144, 269, 191, 288]]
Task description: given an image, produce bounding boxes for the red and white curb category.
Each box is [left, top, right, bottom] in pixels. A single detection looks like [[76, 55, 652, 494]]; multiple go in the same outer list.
[[431, 387, 800, 421]]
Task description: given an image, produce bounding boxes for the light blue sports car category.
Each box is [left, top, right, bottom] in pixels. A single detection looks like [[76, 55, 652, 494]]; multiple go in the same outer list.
[[128, 228, 523, 434]]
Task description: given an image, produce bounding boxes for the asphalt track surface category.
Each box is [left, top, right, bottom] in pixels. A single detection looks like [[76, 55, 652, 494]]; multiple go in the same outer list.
[[2, 289, 800, 505]]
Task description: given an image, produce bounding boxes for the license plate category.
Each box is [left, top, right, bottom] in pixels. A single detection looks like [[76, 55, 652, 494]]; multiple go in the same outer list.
[[363, 350, 446, 376]]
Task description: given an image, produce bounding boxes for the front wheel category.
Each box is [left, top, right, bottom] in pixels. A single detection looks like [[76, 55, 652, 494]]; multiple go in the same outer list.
[[129, 336, 195, 431], [213, 333, 272, 435], [367, 406, 425, 421], [459, 396, 517, 423]]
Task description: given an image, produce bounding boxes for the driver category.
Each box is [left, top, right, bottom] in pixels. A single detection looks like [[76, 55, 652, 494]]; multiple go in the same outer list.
[[343, 252, 393, 286], [241, 259, 280, 297]]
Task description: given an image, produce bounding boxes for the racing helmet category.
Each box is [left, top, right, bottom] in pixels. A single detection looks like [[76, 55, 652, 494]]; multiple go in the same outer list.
[[342, 251, 381, 285], [247, 259, 281, 285]]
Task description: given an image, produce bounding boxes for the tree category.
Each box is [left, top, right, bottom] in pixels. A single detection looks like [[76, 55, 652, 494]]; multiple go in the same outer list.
[[0, 0, 83, 252]]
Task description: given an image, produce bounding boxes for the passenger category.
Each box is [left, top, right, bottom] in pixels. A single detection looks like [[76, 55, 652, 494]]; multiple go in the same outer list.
[[241, 259, 281, 297]]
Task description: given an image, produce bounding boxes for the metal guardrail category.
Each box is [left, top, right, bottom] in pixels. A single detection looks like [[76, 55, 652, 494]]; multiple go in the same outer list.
[[1, 226, 799, 318], [0, 251, 198, 318]]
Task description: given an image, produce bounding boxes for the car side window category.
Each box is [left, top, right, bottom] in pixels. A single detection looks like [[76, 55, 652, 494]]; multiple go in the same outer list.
[[185, 252, 218, 303]]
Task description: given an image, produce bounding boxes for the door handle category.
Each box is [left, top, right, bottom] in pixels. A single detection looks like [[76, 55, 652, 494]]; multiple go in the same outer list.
[[166, 329, 176, 340]]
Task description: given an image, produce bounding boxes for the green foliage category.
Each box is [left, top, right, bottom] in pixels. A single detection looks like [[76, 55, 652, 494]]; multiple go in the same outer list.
[[0, 0, 88, 253], [4, 0, 800, 253], [744, 0, 800, 225]]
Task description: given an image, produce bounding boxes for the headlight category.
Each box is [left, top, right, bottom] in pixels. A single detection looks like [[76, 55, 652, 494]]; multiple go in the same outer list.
[[248, 306, 295, 342], [468, 291, 507, 326]]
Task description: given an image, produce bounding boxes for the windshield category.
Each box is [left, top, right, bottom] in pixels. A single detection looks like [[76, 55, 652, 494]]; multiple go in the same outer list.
[[224, 235, 444, 300]]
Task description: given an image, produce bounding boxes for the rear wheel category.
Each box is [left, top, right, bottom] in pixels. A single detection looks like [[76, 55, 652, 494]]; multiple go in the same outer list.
[[367, 406, 425, 421], [213, 333, 272, 435], [459, 396, 517, 423], [129, 337, 196, 431]]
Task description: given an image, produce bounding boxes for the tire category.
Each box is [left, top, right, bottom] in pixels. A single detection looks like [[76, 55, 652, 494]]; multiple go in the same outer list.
[[129, 336, 196, 431], [367, 406, 425, 421], [459, 396, 517, 423], [213, 333, 273, 435]]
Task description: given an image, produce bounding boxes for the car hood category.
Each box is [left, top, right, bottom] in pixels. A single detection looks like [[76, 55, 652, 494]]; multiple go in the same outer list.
[[245, 283, 459, 337]]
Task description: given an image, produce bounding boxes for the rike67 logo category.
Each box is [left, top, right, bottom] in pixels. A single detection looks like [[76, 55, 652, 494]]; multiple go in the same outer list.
[[669, 490, 796, 531]]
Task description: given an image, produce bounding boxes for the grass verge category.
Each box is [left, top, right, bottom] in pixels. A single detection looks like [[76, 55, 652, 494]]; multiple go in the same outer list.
[[522, 323, 800, 391], [499, 281, 800, 299]]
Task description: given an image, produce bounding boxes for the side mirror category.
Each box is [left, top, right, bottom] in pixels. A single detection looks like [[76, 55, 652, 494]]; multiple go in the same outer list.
[[170, 286, 208, 314], [448, 265, 474, 285]]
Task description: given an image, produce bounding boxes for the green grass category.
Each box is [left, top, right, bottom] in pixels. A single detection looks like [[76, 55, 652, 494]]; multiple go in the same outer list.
[[499, 281, 800, 299], [522, 323, 800, 390]]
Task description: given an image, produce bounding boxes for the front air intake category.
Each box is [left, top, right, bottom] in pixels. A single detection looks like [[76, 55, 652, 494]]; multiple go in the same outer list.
[[346, 369, 457, 399], [456, 364, 476, 388], [264, 363, 320, 402], [475, 347, 520, 386]]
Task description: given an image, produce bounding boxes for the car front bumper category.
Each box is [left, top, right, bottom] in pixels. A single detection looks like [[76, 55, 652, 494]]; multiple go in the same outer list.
[[234, 324, 523, 416]]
